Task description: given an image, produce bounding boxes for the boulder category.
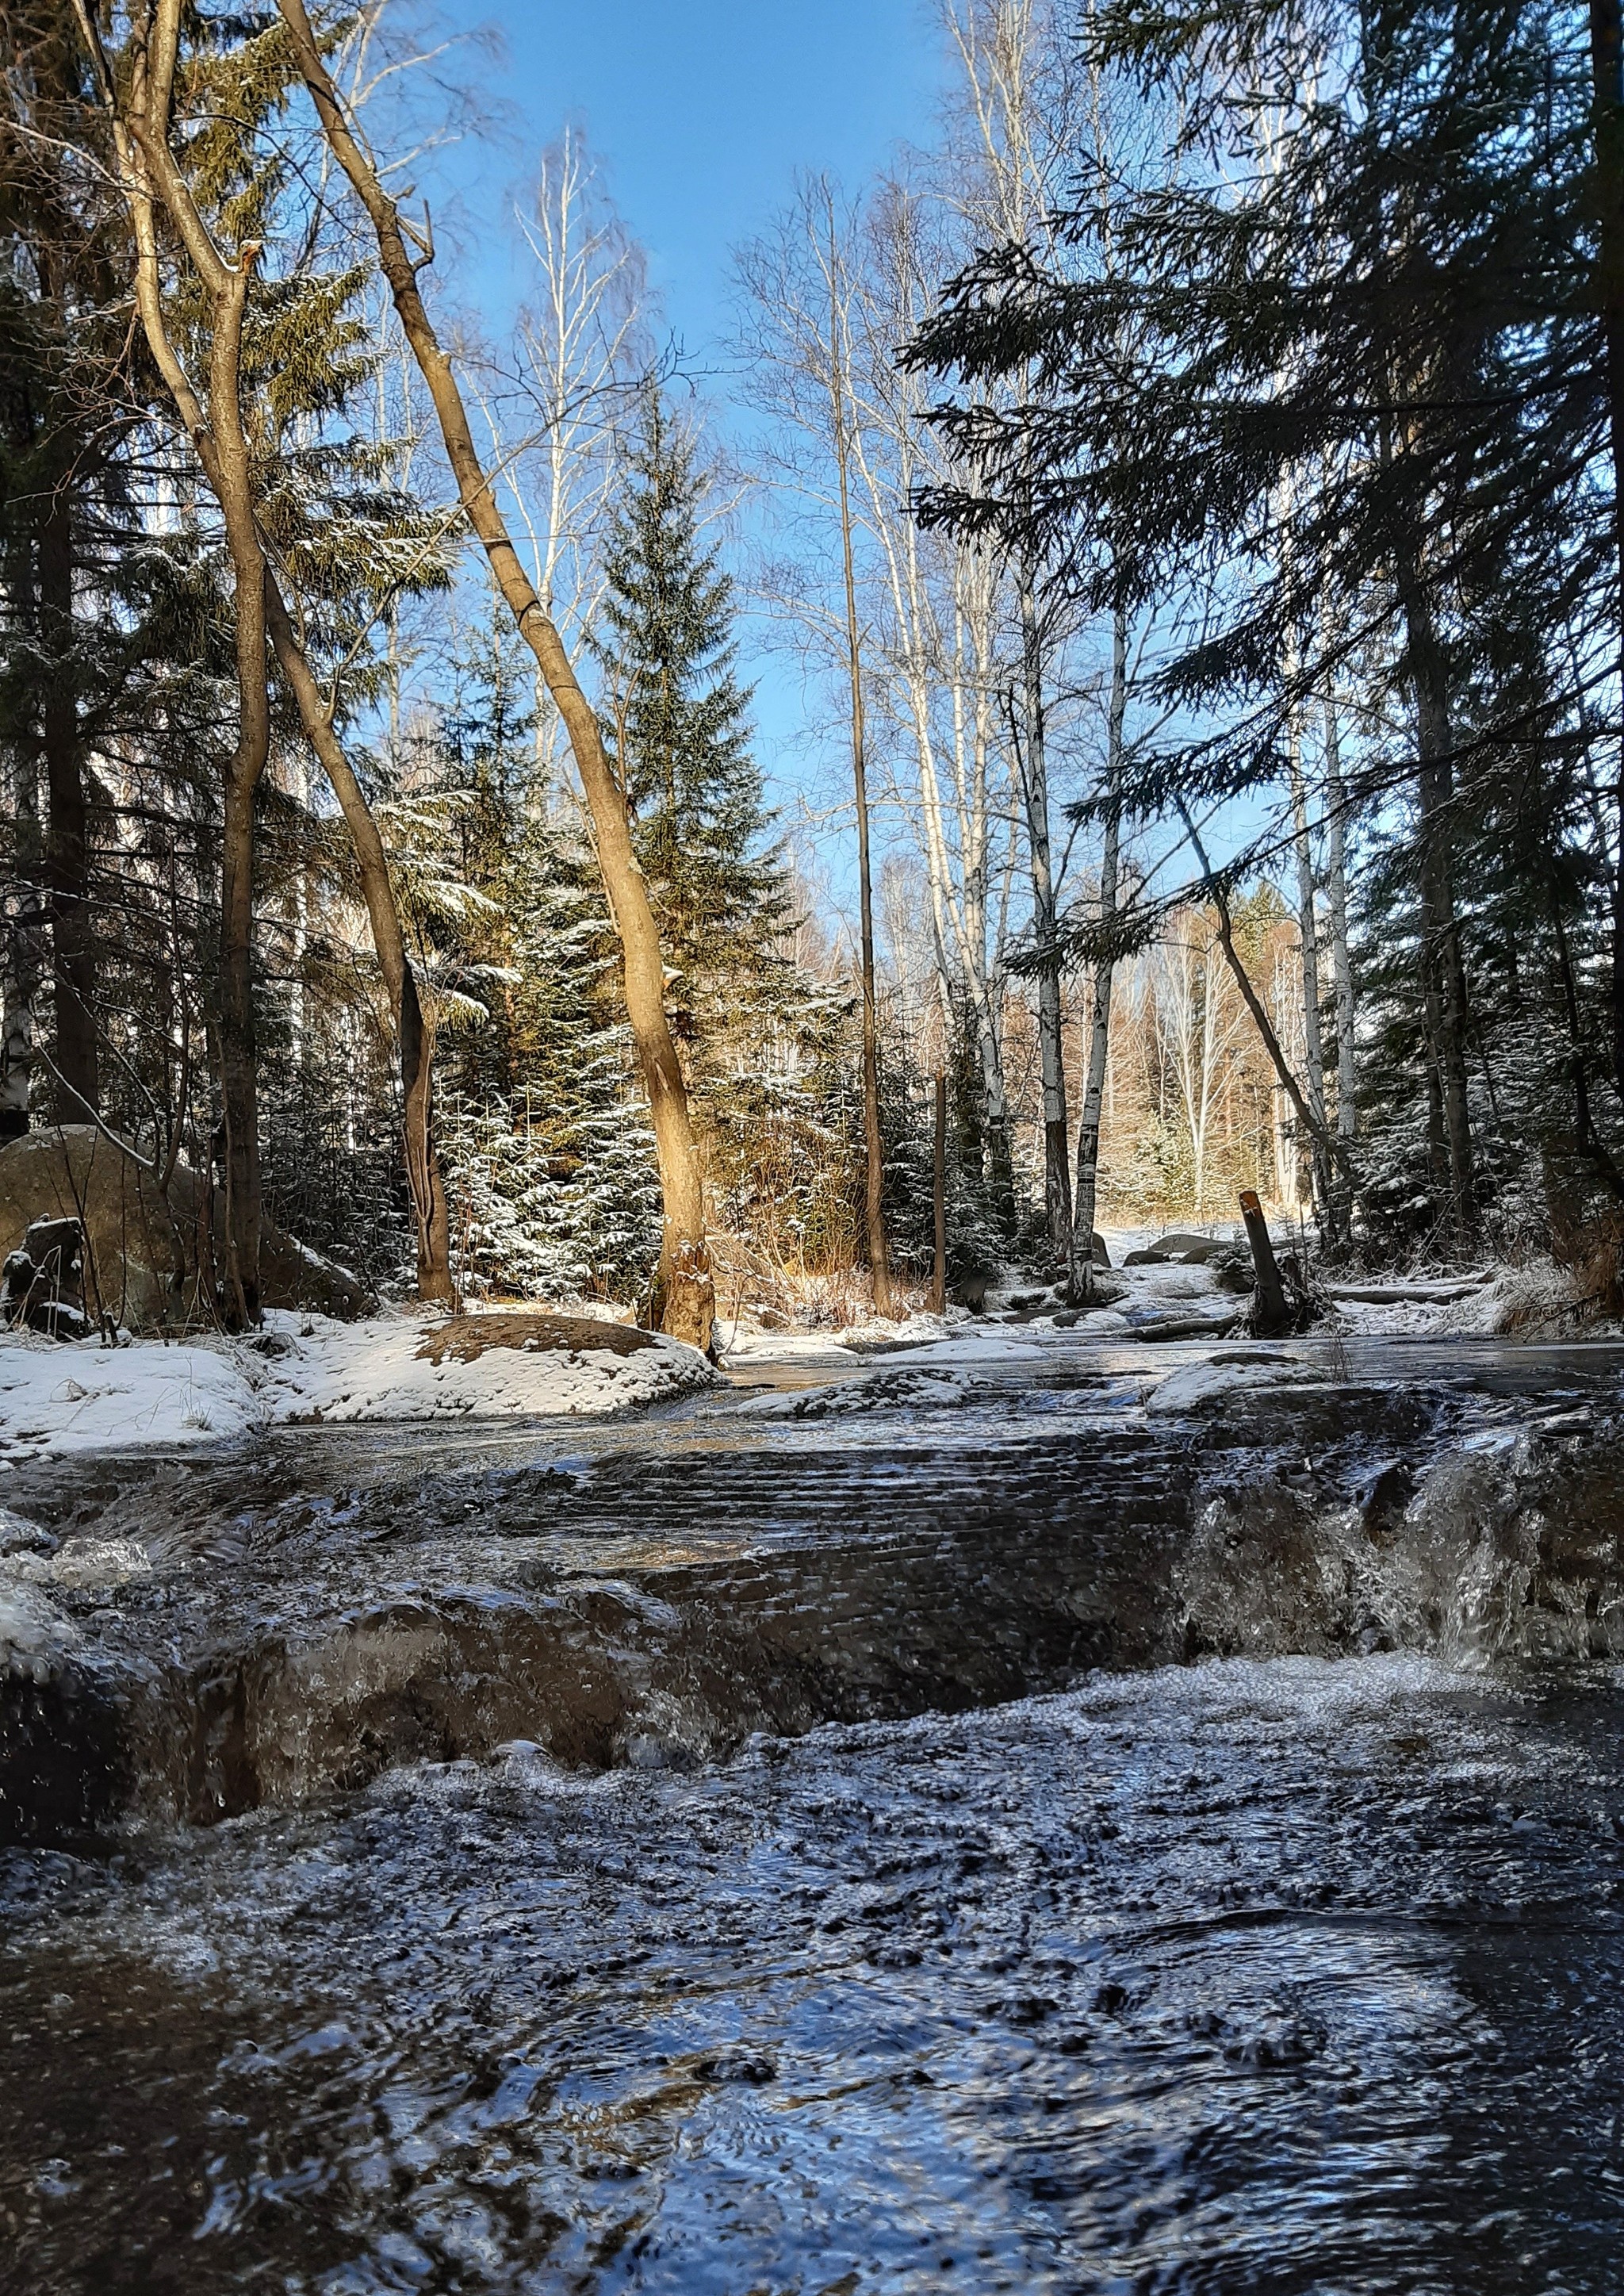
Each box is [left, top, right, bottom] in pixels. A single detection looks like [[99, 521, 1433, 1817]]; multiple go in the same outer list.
[[0, 1127, 368, 1331], [1148, 1231, 1227, 1260]]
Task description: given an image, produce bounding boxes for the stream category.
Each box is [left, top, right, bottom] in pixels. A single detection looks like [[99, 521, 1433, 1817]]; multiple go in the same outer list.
[[4, 1329, 1624, 2292]]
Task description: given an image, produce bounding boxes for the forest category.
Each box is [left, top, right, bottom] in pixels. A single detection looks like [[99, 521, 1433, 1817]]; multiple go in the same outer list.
[[4, 0, 1623, 1351], [14, 9, 1624, 2287]]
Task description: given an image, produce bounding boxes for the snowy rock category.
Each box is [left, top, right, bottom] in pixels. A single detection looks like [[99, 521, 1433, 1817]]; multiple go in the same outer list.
[[1147, 1356, 1317, 1415], [0, 1508, 55, 1558]]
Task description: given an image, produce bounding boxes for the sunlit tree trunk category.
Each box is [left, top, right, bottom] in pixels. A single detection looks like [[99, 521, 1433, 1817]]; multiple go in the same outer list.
[[829, 278, 892, 1317], [84, 0, 269, 1320], [276, 0, 712, 1348]]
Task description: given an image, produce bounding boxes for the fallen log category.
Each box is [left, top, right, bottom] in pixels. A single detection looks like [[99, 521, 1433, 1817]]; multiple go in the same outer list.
[[1326, 1281, 1488, 1305], [1127, 1313, 1244, 1343]]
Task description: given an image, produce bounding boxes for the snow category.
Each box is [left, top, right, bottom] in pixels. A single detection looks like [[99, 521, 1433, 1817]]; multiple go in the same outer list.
[[0, 1306, 717, 1466], [1145, 1355, 1316, 1415], [1323, 1264, 1600, 1340], [0, 1332, 262, 1460]]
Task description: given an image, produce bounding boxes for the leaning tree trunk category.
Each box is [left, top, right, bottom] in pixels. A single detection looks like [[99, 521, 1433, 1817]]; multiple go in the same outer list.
[[274, 0, 711, 1348], [264, 586, 454, 1301], [1068, 604, 1126, 1304], [1179, 801, 1362, 1210]]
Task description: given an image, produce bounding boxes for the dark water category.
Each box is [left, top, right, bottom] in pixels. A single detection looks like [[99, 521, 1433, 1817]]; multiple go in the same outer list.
[[4, 1336, 1624, 2292], [6, 1660, 1624, 2293]]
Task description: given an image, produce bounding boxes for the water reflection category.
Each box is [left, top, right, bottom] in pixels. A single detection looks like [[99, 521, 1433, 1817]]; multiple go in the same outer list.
[[5, 1654, 1624, 2291]]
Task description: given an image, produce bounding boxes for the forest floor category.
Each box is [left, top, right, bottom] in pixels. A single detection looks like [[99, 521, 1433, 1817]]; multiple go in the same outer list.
[[0, 1305, 718, 1470]]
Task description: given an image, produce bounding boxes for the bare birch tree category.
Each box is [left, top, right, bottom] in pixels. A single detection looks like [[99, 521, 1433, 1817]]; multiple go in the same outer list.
[[501, 127, 651, 803], [936, 0, 1082, 1251], [734, 178, 894, 1311]]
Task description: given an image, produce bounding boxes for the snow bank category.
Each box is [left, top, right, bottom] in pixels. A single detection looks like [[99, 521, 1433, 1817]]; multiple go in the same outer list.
[[714, 1307, 970, 1370], [0, 1306, 716, 1466], [0, 1331, 262, 1460], [1327, 1263, 1600, 1340]]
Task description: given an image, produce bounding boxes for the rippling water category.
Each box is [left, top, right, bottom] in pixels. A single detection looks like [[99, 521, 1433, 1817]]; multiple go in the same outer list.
[[5, 1336, 1624, 2291], [5, 1654, 1624, 2292]]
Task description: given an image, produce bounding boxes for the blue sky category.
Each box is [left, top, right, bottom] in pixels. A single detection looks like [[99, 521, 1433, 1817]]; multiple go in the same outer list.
[[462, 0, 943, 365], [422, 0, 950, 893]]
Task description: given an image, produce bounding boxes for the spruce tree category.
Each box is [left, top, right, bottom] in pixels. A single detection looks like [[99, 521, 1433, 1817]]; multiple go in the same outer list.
[[908, 0, 1619, 1247], [594, 392, 792, 1049], [408, 613, 664, 1304]]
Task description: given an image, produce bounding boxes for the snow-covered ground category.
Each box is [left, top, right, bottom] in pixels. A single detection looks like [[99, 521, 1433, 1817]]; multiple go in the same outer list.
[[717, 1219, 1616, 1366], [0, 1306, 717, 1468]]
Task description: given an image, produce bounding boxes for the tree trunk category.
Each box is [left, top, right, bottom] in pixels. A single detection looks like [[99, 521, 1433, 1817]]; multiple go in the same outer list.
[[1017, 568, 1071, 1255], [1068, 604, 1125, 1303], [83, 0, 455, 1309], [981, 1007, 1018, 1236], [263, 584, 454, 1302], [1587, 0, 1624, 1106], [1396, 563, 1475, 1238], [824, 219, 891, 1316], [1179, 800, 1361, 1206], [853, 700, 891, 1317], [216, 764, 262, 1324], [1, 759, 40, 1141], [2, 555, 44, 1140], [274, 0, 712, 1349], [1285, 692, 1332, 1229], [39, 481, 98, 1121], [84, 0, 270, 1322], [1321, 670, 1358, 1226], [931, 1070, 947, 1313]]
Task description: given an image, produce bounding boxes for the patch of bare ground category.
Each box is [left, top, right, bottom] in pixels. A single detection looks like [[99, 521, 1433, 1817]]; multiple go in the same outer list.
[[415, 1312, 659, 1365]]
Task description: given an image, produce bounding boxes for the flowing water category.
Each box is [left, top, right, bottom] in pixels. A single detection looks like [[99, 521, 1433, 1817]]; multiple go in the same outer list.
[[4, 1332, 1624, 2292]]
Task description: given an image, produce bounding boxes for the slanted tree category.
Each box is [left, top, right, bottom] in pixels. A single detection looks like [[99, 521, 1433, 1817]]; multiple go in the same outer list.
[[274, 0, 715, 1351], [74, 0, 458, 1311]]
